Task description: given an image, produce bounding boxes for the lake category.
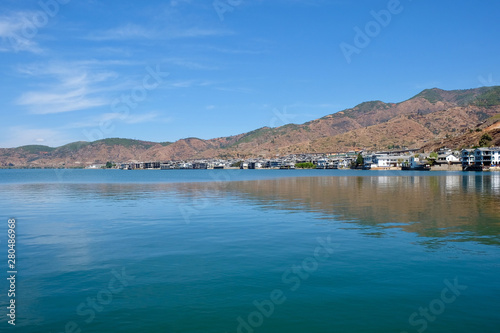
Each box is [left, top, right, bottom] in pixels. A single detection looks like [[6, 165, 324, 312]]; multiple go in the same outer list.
[[0, 169, 499, 332]]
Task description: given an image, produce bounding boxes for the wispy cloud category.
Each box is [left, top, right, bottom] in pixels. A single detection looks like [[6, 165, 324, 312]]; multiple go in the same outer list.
[[16, 64, 117, 114], [169, 0, 193, 7], [85, 23, 231, 41], [172, 27, 232, 38], [0, 11, 43, 53], [163, 79, 216, 89], [18, 89, 106, 114], [164, 57, 218, 70], [214, 86, 254, 94], [206, 46, 267, 55], [85, 23, 153, 41], [15, 62, 130, 114], [97, 111, 162, 125], [65, 111, 163, 129]]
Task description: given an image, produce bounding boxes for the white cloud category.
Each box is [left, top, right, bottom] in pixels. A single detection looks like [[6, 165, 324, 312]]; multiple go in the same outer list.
[[165, 79, 216, 89], [85, 23, 153, 41], [85, 23, 232, 41], [170, 0, 192, 7], [214, 86, 253, 94], [103, 111, 160, 124], [65, 111, 162, 129], [16, 62, 120, 114], [18, 87, 107, 114], [206, 46, 267, 55], [171, 27, 232, 39], [0, 11, 44, 53], [163, 57, 218, 70]]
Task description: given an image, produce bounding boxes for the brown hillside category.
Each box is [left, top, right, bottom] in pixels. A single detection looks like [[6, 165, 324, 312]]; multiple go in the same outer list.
[[2, 86, 500, 167]]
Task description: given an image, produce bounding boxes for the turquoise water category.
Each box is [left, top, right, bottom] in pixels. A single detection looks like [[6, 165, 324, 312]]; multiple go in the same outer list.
[[0, 170, 499, 332]]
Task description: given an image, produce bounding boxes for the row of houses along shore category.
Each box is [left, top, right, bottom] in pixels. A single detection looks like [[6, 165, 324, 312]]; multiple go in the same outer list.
[[91, 147, 500, 171]]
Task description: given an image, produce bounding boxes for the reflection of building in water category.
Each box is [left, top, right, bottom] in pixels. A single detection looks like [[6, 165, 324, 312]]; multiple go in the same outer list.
[[444, 176, 460, 193], [462, 174, 476, 190], [460, 174, 500, 193], [406, 176, 420, 185], [376, 176, 391, 187], [217, 175, 500, 245], [491, 174, 500, 195]]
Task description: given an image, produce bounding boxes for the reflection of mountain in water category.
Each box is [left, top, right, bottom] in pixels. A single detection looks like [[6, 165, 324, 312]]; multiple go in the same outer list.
[[218, 175, 500, 246], [11, 175, 500, 246], [145, 175, 499, 247]]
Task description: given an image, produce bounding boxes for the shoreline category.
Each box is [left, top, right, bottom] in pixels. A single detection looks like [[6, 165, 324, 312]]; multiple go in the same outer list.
[[0, 167, 492, 172]]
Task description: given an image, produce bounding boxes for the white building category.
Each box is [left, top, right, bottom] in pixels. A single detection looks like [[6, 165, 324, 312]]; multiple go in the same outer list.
[[364, 154, 410, 169], [316, 159, 329, 169], [461, 147, 500, 168], [437, 152, 461, 164], [474, 147, 500, 167]]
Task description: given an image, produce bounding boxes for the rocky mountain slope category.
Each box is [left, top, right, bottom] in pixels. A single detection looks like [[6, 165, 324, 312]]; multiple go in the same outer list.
[[2, 86, 500, 167]]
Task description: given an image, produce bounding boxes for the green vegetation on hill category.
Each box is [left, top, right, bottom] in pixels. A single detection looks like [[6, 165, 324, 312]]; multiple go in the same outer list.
[[474, 86, 500, 107], [58, 141, 91, 152], [356, 101, 389, 111], [227, 127, 272, 148], [414, 89, 444, 104], [452, 89, 479, 105], [15, 138, 163, 153], [18, 145, 56, 154], [93, 138, 156, 149], [479, 113, 500, 129], [345, 101, 390, 118], [479, 133, 493, 147], [411, 86, 500, 106]]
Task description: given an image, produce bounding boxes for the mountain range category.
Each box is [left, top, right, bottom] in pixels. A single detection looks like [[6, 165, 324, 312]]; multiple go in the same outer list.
[[2, 86, 500, 167]]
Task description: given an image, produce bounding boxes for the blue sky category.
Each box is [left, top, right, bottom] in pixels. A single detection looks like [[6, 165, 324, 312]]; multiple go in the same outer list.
[[1, 0, 499, 148]]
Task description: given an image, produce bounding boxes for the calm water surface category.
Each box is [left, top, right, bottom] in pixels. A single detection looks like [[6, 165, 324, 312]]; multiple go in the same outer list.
[[0, 169, 499, 332]]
